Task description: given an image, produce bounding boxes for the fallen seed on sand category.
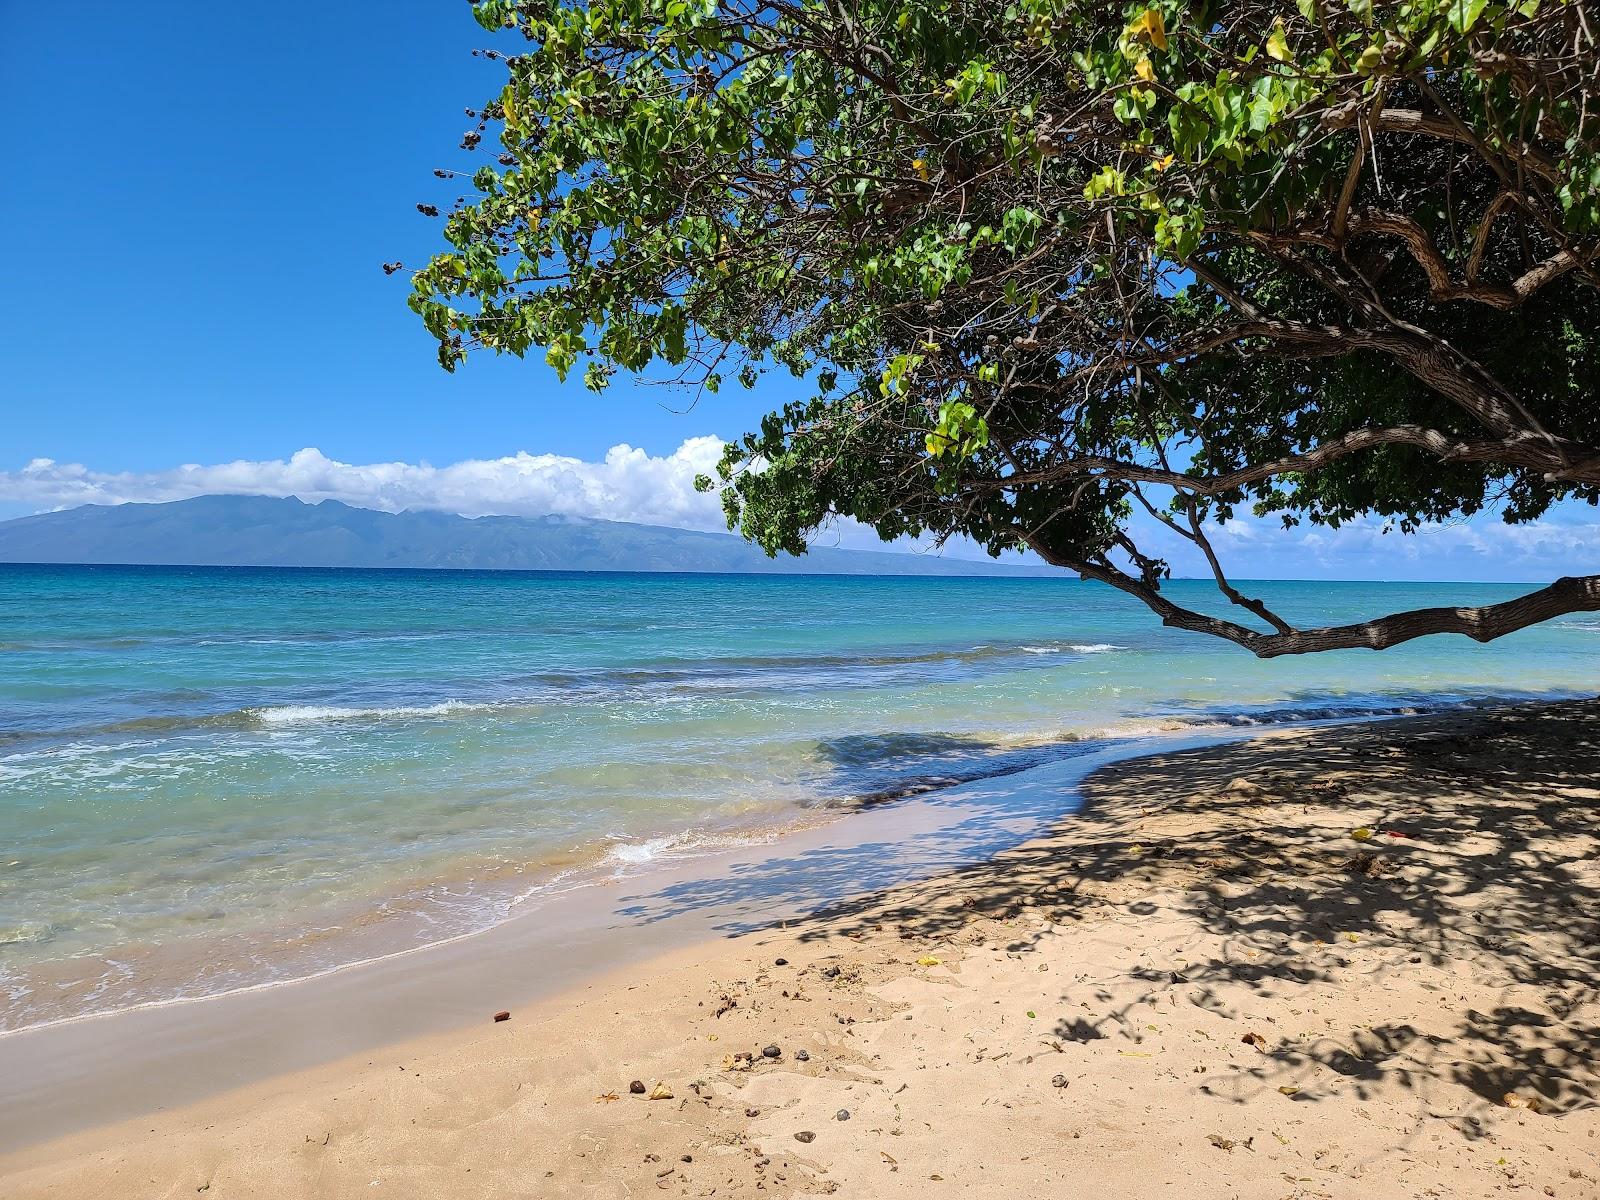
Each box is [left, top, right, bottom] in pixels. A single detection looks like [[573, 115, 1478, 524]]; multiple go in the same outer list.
[[492, 1010, 510, 1023], [629, 1080, 647, 1094]]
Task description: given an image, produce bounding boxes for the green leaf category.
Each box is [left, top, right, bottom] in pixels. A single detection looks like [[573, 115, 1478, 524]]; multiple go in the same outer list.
[[1265, 19, 1290, 62], [1446, 0, 1491, 33]]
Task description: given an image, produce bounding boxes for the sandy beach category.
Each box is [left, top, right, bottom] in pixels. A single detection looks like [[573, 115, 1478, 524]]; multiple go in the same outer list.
[[3, 699, 1597, 1198]]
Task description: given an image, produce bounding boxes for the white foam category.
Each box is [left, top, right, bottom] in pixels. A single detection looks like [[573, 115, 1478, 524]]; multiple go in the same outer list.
[[1020, 642, 1124, 655], [247, 701, 482, 727], [603, 827, 779, 868]]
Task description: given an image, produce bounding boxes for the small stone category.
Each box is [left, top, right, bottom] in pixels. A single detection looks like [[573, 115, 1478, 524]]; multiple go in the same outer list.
[[795, 1131, 816, 1143], [835, 1109, 851, 1121], [629, 1080, 647, 1095], [774, 957, 788, 966], [1052, 1074, 1068, 1088], [821, 965, 841, 979], [794, 1049, 810, 1062], [680, 1155, 693, 1163], [492, 1010, 511, 1023], [745, 1107, 760, 1117], [762, 1044, 782, 1059]]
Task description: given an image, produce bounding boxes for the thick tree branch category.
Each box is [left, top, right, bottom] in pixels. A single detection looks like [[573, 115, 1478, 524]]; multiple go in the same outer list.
[[991, 425, 1600, 495], [1025, 533, 1600, 658]]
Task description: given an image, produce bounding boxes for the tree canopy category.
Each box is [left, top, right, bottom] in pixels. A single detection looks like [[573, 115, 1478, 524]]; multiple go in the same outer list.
[[410, 0, 1600, 655]]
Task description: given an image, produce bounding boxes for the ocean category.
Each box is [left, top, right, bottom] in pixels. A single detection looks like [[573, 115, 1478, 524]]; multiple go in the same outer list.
[[1, 564, 1593, 1032]]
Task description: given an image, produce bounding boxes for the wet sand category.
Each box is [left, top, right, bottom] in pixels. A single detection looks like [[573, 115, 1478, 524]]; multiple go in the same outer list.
[[3, 699, 1597, 1197]]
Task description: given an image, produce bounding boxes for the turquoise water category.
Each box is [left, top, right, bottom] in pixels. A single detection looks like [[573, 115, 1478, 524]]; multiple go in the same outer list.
[[1, 564, 1594, 1030]]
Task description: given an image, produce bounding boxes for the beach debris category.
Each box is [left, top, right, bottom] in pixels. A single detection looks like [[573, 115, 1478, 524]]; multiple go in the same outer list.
[[1051, 1074, 1069, 1088], [795, 1131, 816, 1143], [1241, 1031, 1268, 1052], [746, 1106, 760, 1117], [836, 1109, 851, 1121], [1502, 1091, 1543, 1112], [916, 956, 942, 967], [714, 993, 738, 1018], [1207, 1133, 1236, 1152], [821, 965, 841, 979], [1351, 827, 1375, 842], [629, 1080, 647, 1094], [493, 1010, 511, 1022], [795, 1049, 811, 1062], [596, 1092, 621, 1103], [647, 1082, 674, 1101], [680, 1154, 693, 1163], [1345, 849, 1388, 878], [1279, 1085, 1300, 1096], [761, 1044, 782, 1059], [775, 957, 788, 966], [721, 1052, 754, 1072]]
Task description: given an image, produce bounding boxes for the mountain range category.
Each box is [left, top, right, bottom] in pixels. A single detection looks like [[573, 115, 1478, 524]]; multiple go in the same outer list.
[[0, 495, 1053, 576]]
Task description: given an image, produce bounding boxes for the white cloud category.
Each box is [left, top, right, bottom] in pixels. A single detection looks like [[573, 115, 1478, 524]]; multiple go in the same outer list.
[[1135, 506, 1600, 583], [1, 439, 731, 532]]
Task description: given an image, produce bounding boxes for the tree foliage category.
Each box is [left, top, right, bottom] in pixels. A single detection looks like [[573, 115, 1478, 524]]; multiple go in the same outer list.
[[411, 0, 1600, 655]]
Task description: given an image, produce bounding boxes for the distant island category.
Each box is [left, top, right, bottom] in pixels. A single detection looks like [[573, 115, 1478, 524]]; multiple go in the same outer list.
[[0, 494, 1053, 576]]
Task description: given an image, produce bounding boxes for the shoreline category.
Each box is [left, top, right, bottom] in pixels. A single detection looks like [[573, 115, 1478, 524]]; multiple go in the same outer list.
[[3, 693, 1549, 1041], [0, 721, 1263, 1154], [4, 697, 1597, 1197]]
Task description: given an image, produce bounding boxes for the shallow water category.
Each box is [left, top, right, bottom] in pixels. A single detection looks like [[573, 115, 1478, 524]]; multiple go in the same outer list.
[[1, 564, 1593, 1030]]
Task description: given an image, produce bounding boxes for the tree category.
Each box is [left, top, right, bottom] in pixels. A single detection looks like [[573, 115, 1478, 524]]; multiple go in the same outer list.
[[410, 0, 1600, 656]]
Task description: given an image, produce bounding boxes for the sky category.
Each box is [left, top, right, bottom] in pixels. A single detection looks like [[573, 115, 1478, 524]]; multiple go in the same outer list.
[[1, 3, 1594, 582]]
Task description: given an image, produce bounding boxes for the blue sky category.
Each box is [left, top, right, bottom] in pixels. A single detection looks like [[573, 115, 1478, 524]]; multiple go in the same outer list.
[[0, 3, 783, 472], [1, 4, 1594, 581]]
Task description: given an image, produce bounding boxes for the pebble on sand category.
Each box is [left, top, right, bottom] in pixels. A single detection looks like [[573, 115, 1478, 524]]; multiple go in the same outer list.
[[629, 1080, 647, 1095], [492, 1011, 511, 1023], [762, 1044, 782, 1059], [795, 1131, 816, 1143]]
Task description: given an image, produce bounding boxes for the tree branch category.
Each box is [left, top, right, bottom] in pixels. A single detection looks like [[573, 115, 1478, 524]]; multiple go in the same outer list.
[[1025, 535, 1600, 658]]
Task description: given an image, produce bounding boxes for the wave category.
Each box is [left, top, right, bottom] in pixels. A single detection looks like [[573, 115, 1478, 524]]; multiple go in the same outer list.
[[1020, 642, 1124, 655], [246, 700, 490, 727], [602, 826, 786, 867], [1, 637, 1136, 748]]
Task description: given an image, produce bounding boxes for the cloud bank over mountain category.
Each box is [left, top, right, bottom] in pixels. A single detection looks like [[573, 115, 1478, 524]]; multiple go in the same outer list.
[[2, 440, 1595, 581], [1, 439, 730, 532]]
